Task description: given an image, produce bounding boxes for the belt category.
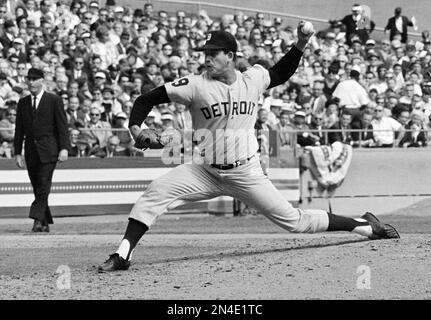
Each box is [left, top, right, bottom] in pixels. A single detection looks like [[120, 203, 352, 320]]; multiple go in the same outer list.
[[210, 155, 254, 170]]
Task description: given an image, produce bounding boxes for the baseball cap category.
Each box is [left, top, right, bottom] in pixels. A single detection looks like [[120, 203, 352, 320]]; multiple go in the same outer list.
[[366, 39, 376, 45], [89, 1, 99, 8], [114, 6, 124, 13], [352, 4, 362, 11], [294, 110, 306, 117], [161, 113, 173, 121], [270, 99, 284, 108], [95, 71, 106, 79], [351, 65, 361, 73], [13, 38, 25, 45], [326, 32, 336, 39], [115, 112, 127, 119], [195, 31, 238, 52], [263, 39, 272, 46], [367, 50, 379, 59]]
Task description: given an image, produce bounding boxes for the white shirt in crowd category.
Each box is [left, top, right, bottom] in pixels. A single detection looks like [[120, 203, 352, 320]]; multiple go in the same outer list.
[[371, 116, 402, 145], [332, 79, 369, 109]]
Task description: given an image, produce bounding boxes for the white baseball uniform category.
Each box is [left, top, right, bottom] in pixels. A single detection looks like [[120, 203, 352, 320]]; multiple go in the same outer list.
[[129, 65, 329, 233]]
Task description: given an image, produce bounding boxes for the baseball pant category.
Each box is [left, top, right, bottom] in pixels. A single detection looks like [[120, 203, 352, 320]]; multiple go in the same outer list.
[[130, 155, 329, 233]]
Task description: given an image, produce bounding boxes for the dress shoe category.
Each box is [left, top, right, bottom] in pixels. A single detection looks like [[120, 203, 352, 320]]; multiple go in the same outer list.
[[31, 220, 43, 232], [41, 223, 50, 233]]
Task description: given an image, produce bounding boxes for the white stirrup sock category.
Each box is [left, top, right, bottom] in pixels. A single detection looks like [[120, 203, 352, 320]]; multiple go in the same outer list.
[[116, 239, 131, 260], [352, 218, 373, 237]]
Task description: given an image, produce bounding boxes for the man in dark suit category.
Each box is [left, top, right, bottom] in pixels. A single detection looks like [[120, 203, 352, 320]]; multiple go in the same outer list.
[[339, 4, 375, 45], [14, 68, 69, 233], [66, 56, 88, 83], [384, 7, 415, 44], [0, 19, 15, 55], [328, 111, 353, 145]]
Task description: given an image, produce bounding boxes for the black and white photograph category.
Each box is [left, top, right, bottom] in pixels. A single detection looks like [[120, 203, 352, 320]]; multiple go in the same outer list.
[[0, 0, 430, 310]]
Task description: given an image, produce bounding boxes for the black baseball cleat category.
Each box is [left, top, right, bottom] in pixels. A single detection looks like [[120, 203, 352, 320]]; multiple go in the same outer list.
[[361, 212, 400, 240], [98, 253, 130, 272]]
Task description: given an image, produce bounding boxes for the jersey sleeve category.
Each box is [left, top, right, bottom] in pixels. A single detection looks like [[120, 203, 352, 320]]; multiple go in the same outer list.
[[165, 76, 196, 106], [242, 64, 271, 95]]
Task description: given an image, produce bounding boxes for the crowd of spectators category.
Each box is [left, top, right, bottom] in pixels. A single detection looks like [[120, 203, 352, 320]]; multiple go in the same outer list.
[[1, 1, 431, 159]]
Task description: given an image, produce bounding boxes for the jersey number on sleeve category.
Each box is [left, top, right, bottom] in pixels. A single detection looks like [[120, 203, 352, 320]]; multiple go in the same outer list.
[[172, 78, 189, 87]]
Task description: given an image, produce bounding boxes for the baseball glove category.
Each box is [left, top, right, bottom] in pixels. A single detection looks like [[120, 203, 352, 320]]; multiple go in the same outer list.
[[134, 129, 165, 150]]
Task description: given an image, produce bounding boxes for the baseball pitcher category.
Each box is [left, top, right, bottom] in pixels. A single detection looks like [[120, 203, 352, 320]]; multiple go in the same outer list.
[[98, 21, 399, 272]]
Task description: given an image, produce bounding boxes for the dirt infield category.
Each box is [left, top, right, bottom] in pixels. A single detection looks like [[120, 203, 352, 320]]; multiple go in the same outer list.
[[1, 201, 431, 299]]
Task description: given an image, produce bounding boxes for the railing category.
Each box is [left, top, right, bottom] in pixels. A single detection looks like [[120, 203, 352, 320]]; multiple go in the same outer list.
[[2, 127, 431, 160], [135, 0, 423, 40]]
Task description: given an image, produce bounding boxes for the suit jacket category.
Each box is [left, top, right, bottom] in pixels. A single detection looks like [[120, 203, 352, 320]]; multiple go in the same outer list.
[[81, 120, 112, 148], [340, 14, 375, 45], [66, 109, 87, 129], [0, 33, 13, 54], [66, 69, 89, 82], [328, 123, 353, 145], [384, 16, 413, 43], [14, 92, 69, 164], [351, 119, 374, 144], [398, 130, 427, 147], [89, 145, 130, 158]]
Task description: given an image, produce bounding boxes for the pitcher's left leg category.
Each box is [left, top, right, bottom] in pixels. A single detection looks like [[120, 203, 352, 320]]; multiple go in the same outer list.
[[225, 159, 399, 238]]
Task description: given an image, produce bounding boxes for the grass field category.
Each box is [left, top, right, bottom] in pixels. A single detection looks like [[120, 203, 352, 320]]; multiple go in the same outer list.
[[1, 198, 431, 300]]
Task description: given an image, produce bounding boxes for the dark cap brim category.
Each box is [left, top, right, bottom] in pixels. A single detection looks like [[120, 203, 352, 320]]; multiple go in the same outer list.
[[195, 44, 231, 51]]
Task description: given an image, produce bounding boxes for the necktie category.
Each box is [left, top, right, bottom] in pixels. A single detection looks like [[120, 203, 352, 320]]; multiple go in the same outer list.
[[32, 95, 37, 114]]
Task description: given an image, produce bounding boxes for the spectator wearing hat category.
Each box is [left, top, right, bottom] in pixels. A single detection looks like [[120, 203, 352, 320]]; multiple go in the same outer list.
[[115, 30, 131, 59], [320, 33, 338, 58], [0, 20, 16, 54], [107, 64, 121, 84], [323, 64, 340, 98], [106, 0, 117, 12], [14, 67, 69, 232], [112, 111, 133, 153], [98, 85, 122, 124], [339, 4, 375, 46], [292, 110, 318, 147], [160, 112, 175, 130], [11, 37, 27, 61], [384, 7, 415, 44], [88, 1, 100, 23], [68, 128, 90, 158], [141, 110, 162, 131]]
